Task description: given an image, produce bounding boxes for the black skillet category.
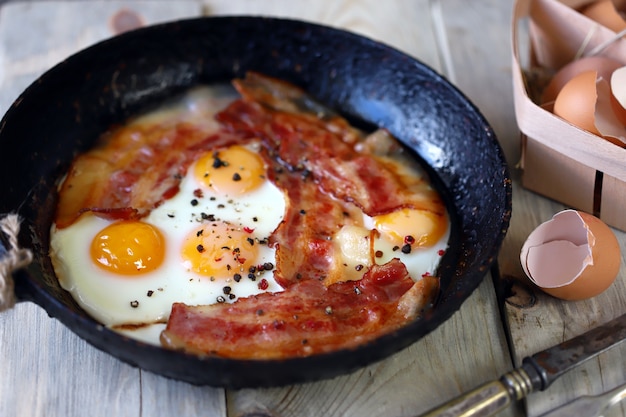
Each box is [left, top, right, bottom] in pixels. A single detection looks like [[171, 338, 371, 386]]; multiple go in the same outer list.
[[0, 16, 511, 388]]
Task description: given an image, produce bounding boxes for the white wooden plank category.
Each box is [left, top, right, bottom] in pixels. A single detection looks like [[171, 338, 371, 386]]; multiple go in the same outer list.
[[226, 279, 519, 417], [0, 303, 142, 417], [437, 0, 520, 167], [457, 0, 626, 416], [0, 1, 528, 416], [201, 0, 442, 68], [0, 0, 202, 114], [501, 183, 626, 417], [196, 0, 518, 415], [140, 372, 227, 417], [0, 2, 227, 417]]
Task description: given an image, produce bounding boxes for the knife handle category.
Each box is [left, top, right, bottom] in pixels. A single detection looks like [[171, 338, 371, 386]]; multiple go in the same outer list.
[[419, 369, 534, 417]]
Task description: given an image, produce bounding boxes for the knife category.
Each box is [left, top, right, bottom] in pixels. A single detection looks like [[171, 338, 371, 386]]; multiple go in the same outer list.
[[537, 381, 626, 417], [420, 313, 626, 417]]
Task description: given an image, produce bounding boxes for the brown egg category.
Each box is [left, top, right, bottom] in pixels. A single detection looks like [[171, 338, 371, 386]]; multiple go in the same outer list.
[[552, 69, 626, 145], [581, 0, 626, 33], [520, 210, 621, 301], [553, 70, 602, 135], [541, 56, 623, 104]]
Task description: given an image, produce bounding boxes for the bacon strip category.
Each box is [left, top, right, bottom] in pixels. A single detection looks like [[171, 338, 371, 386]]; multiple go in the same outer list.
[[308, 154, 445, 217], [232, 71, 362, 146], [161, 259, 438, 359], [54, 72, 444, 359], [217, 73, 446, 218], [55, 122, 239, 229], [266, 164, 364, 288]]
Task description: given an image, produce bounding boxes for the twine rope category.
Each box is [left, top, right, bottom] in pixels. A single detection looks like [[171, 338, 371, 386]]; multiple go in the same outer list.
[[0, 214, 33, 311], [586, 27, 626, 58]]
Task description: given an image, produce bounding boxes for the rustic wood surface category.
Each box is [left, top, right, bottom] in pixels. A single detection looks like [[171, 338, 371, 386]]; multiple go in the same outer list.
[[0, 1, 624, 417]]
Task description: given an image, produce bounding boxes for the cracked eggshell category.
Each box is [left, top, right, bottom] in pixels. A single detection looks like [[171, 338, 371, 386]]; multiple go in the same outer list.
[[541, 56, 623, 105], [520, 210, 621, 300], [553, 70, 626, 146], [609, 66, 626, 141], [554, 70, 602, 136]]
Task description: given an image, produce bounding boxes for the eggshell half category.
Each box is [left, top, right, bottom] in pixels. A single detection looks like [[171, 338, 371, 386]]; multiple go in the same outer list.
[[609, 66, 626, 139], [553, 70, 602, 135], [594, 76, 626, 146], [541, 56, 623, 104], [553, 70, 626, 145], [520, 210, 621, 300]]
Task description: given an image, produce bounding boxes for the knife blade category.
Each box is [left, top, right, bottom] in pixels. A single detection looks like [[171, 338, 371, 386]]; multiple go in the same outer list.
[[537, 381, 626, 417], [419, 313, 626, 417]]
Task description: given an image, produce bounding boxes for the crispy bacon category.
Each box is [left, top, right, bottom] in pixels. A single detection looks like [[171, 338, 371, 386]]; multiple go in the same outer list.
[[216, 99, 355, 165], [54, 72, 444, 358], [267, 167, 363, 288], [55, 122, 239, 229], [217, 73, 446, 218], [161, 259, 439, 359], [309, 154, 445, 216], [232, 72, 362, 146]]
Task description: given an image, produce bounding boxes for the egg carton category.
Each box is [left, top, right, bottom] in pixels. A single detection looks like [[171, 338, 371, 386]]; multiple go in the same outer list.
[[512, 0, 626, 232]]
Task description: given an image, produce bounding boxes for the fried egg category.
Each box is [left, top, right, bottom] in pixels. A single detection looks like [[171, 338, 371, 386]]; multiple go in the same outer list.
[[50, 142, 286, 343], [333, 209, 449, 283], [50, 85, 450, 346]]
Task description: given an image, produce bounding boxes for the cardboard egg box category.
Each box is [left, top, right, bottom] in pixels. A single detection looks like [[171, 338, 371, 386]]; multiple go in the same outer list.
[[512, 0, 626, 231]]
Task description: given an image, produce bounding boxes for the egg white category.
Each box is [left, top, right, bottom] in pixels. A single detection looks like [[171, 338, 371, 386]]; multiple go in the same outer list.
[[50, 151, 287, 342], [333, 214, 449, 283], [50, 84, 450, 346]]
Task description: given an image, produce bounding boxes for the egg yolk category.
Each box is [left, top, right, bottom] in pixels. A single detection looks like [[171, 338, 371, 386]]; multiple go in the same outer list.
[[181, 222, 259, 278], [194, 145, 266, 196], [373, 208, 447, 248], [91, 221, 165, 275]]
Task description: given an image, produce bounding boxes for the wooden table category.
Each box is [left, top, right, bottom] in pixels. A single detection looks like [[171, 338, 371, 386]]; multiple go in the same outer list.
[[0, 1, 624, 416]]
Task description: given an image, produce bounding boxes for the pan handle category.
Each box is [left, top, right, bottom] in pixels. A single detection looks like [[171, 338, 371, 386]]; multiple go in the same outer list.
[[0, 213, 34, 310]]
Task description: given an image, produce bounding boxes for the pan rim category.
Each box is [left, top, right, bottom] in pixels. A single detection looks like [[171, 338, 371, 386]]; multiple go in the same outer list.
[[0, 15, 512, 388]]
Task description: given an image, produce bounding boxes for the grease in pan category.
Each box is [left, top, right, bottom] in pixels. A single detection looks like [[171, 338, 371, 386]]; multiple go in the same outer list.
[[49, 73, 450, 358], [0, 16, 511, 387]]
